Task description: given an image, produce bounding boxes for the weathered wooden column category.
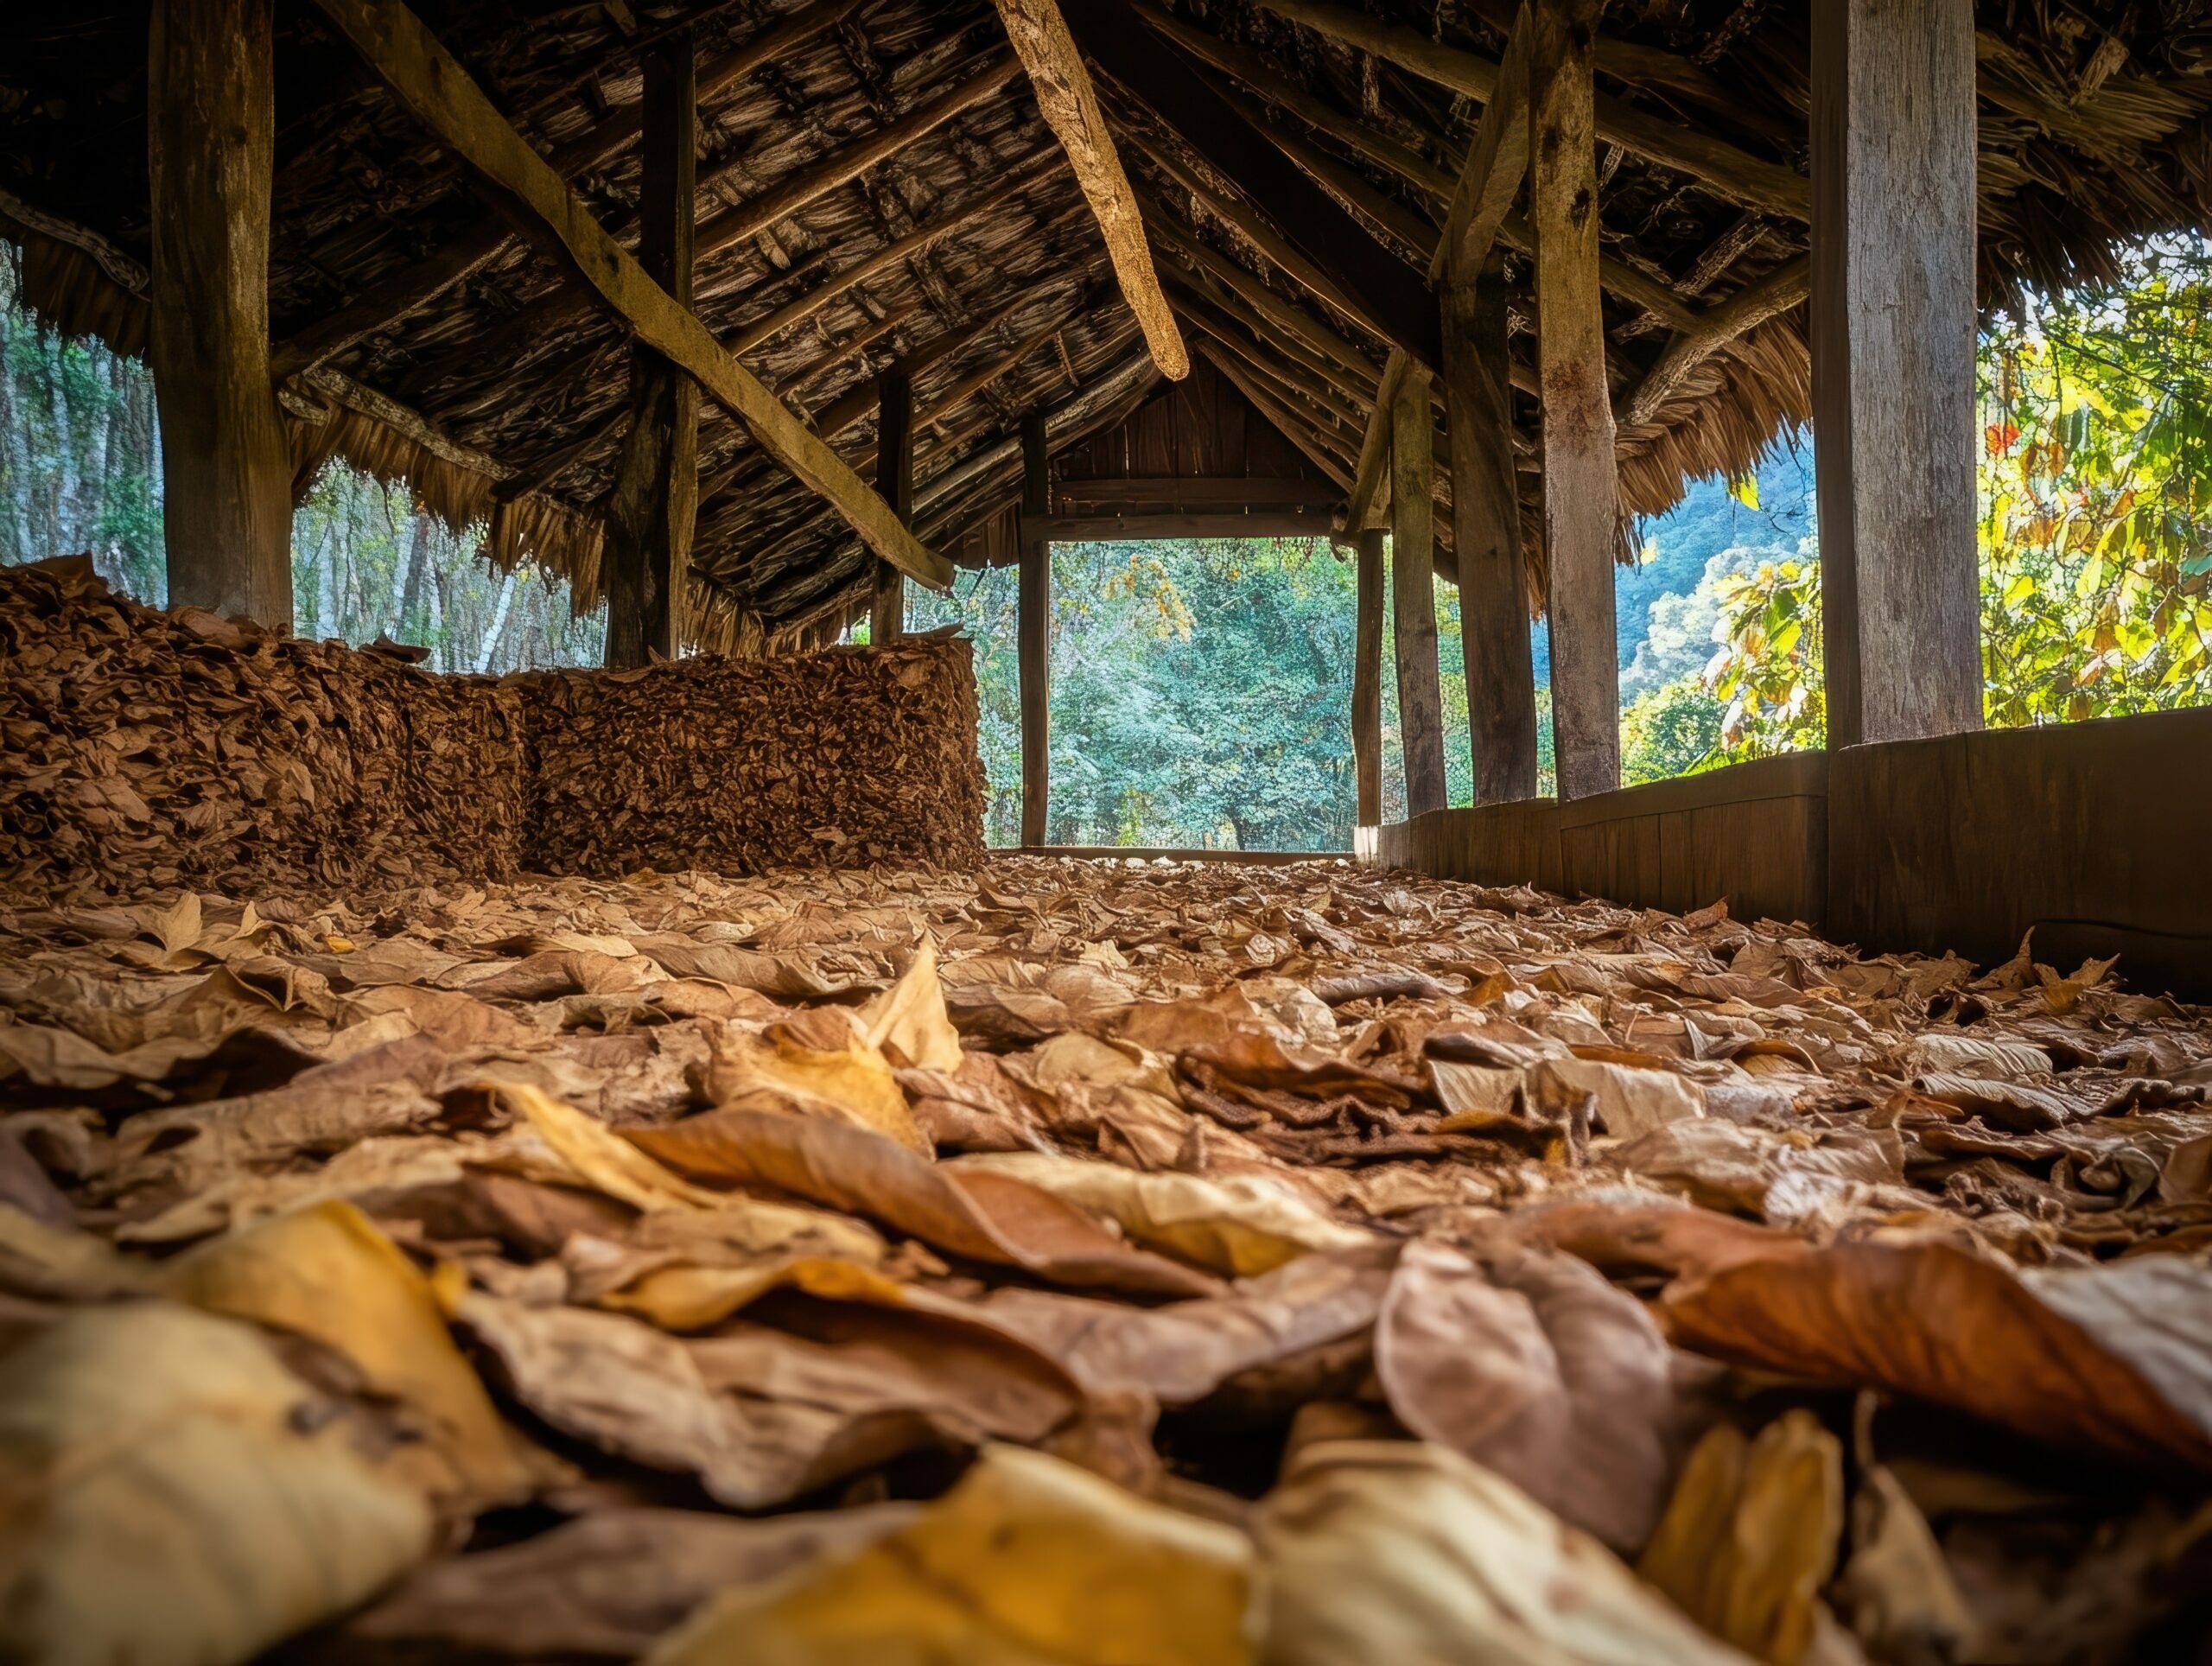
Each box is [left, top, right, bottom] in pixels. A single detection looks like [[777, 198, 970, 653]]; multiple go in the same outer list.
[[1390, 365, 1448, 817], [604, 34, 700, 667], [1812, 0, 1980, 745], [1532, 0, 1619, 799], [1019, 411, 1052, 847], [869, 367, 914, 642], [1444, 263, 1540, 804], [1351, 528, 1384, 830], [148, 0, 293, 628]]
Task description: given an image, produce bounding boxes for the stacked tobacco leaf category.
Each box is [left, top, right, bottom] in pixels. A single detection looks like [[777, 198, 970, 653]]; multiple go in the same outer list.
[[1, 856, 2209, 1664], [0, 558, 531, 903], [519, 632, 986, 878], [0, 562, 985, 905]]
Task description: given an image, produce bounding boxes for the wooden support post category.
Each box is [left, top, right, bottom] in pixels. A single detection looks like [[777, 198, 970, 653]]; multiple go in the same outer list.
[[1812, 0, 1980, 746], [1444, 266, 1539, 804], [871, 367, 914, 642], [1532, 0, 1620, 800], [148, 0, 293, 628], [604, 35, 698, 667], [1352, 528, 1384, 829], [1389, 363, 1447, 817], [1020, 411, 1052, 847]]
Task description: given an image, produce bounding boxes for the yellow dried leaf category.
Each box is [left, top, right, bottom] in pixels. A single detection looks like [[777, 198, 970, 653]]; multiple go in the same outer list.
[[156, 1199, 539, 1511], [648, 1444, 1256, 1665], [858, 938, 964, 1071], [1637, 1411, 1844, 1666], [0, 1301, 434, 1666], [601, 1255, 908, 1332], [951, 1153, 1371, 1276]]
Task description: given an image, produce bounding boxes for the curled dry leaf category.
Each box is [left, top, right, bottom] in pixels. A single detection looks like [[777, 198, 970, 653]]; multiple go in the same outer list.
[[950, 1150, 1374, 1276], [1542, 1198, 2212, 1472], [496, 1079, 885, 1263], [647, 1444, 1257, 1666], [461, 1286, 1081, 1510], [1255, 1440, 1753, 1665], [631, 1105, 1220, 1297], [857, 938, 965, 1071], [1374, 1239, 1696, 1553], [0, 1301, 435, 1666]]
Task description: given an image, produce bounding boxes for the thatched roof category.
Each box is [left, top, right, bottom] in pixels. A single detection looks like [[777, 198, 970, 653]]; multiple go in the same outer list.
[[3, 0, 2209, 645]]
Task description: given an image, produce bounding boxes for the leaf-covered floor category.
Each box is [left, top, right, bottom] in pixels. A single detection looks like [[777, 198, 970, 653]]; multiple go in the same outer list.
[[3, 857, 2209, 1663]]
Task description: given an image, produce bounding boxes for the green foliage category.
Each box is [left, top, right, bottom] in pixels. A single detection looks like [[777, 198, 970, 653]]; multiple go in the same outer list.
[[1707, 549, 1826, 761], [1978, 234, 2212, 723], [1620, 677, 1723, 784]]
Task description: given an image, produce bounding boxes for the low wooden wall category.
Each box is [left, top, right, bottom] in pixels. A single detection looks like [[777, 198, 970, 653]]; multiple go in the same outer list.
[[1370, 711, 2212, 995], [1371, 752, 1827, 926]]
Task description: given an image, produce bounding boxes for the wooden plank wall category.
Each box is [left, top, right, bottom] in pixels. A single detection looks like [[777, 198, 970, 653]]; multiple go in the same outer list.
[[1370, 709, 2212, 996]]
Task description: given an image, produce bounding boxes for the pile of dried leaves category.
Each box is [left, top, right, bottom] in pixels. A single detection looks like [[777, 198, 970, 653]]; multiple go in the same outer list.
[[2, 855, 2209, 1664], [0, 561, 984, 905]]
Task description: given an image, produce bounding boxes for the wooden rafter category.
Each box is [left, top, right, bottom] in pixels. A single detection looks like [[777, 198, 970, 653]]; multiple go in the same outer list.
[[270, 0, 872, 381], [990, 0, 1188, 379], [1062, 0, 1442, 370], [1615, 256, 1810, 430], [1432, 3, 1532, 287], [1255, 0, 1811, 221], [307, 0, 950, 591]]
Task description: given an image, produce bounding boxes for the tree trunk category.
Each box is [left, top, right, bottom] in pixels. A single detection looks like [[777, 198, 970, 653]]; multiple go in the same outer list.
[[475, 566, 519, 672]]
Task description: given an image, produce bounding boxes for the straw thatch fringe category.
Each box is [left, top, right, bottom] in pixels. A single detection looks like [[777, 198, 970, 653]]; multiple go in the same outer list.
[[0, 208, 607, 616]]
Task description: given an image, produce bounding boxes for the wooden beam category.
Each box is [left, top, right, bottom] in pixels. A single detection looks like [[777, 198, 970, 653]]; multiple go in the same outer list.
[[1191, 308, 1369, 432], [1062, 0, 1441, 370], [1813, 0, 1980, 746], [1023, 509, 1333, 540], [1020, 410, 1052, 846], [1131, 3, 1697, 333], [1160, 264, 1377, 422], [150, 0, 292, 628], [270, 0, 870, 380], [871, 365, 914, 641], [1533, 0, 1620, 801], [1433, 3, 1532, 286], [309, 0, 950, 591], [1255, 0, 1811, 221], [1615, 256, 1810, 431], [605, 33, 699, 666], [1390, 363, 1447, 817], [1352, 527, 1383, 828], [992, 0, 1187, 379], [1444, 265, 1539, 803], [1341, 351, 1411, 538], [1054, 476, 1340, 506]]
